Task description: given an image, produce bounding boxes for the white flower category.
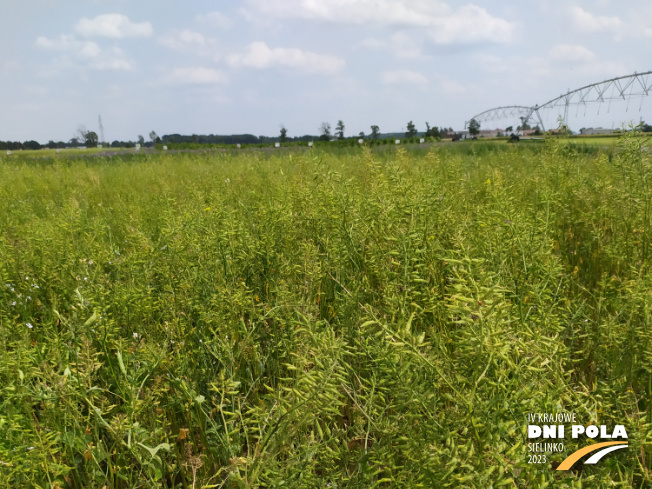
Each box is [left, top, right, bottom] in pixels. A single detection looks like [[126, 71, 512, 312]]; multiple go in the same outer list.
[[133, 332, 139, 339], [26, 323, 33, 329]]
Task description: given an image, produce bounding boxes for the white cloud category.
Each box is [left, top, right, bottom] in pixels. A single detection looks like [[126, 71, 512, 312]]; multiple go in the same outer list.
[[159, 30, 219, 59], [360, 33, 427, 59], [565, 60, 627, 79], [35, 35, 134, 70], [228, 42, 345, 75], [569, 6, 623, 34], [381, 70, 428, 86], [91, 47, 134, 71], [473, 46, 627, 100], [545, 44, 625, 78], [361, 38, 385, 49], [430, 5, 514, 44], [75, 14, 153, 39], [440, 79, 470, 95], [164, 67, 228, 85], [168, 30, 207, 48], [243, 0, 446, 26], [243, 0, 513, 44], [389, 33, 426, 59], [36, 35, 100, 57], [196, 11, 231, 28], [548, 44, 597, 63], [567, 5, 652, 41]]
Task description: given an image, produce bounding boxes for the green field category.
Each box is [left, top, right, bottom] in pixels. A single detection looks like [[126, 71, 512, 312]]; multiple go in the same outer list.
[[1, 136, 651, 487]]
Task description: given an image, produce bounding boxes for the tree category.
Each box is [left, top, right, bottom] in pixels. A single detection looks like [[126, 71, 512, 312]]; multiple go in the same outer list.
[[23, 140, 41, 150], [370, 125, 380, 140], [468, 119, 480, 136], [149, 131, 160, 143], [279, 125, 288, 143], [319, 122, 331, 141], [425, 122, 441, 139], [405, 121, 417, 138], [75, 125, 99, 146], [137, 135, 145, 145], [85, 131, 99, 146], [359, 131, 365, 139], [505, 126, 513, 133], [75, 125, 88, 145], [335, 120, 345, 140]]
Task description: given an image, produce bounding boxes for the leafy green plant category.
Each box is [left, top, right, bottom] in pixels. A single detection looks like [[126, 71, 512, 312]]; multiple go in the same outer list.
[[0, 135, 650, 487]]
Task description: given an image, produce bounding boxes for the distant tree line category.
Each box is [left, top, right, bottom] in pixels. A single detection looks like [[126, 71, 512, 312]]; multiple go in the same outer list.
[[0, 139, 145, 150], [0, 140, 45, 150], [7, 118, 652, 153], [1, 120, 465, 152]]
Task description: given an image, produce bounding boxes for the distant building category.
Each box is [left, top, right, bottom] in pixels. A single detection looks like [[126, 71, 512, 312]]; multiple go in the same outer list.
[[478, 129, 504, 138], [580, 127, 617, 135]]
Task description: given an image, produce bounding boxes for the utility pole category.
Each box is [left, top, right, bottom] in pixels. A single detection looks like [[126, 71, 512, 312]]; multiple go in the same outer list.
[[98, 115, 105, 145]]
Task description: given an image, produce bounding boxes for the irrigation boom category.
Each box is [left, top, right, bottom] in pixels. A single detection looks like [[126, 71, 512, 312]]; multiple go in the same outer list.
[[466, 70, 652, 131]]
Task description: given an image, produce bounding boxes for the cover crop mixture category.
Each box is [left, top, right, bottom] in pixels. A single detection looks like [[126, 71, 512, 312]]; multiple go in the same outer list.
[[0, 137, 651, 488]]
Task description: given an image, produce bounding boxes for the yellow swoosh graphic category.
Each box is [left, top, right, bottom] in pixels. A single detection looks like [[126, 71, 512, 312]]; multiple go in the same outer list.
[[557, 441, 628, 470]]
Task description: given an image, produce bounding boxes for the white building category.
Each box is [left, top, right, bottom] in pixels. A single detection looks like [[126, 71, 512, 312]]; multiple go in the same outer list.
[[579, 127, 617, 135]]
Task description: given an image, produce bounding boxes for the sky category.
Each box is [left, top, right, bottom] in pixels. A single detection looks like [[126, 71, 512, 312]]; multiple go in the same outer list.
[[2, 0, 652, 143]]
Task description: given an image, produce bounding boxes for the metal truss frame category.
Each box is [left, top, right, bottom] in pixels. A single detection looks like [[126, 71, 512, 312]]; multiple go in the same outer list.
[[466, 105, 543, 131], [466, 70, 652, 131]]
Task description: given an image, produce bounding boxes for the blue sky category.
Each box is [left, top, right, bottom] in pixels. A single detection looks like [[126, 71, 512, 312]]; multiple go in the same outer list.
[[2, 0, 652, 143]]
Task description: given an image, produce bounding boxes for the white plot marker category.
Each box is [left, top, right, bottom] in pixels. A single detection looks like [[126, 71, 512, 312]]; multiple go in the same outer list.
[[236, 144, 241, 149], [6, 150, 11, 155], [358, 139, 363, 144], [163, 146, 168, 150], [308, 142, 313, 147], [135, 144, 140, 151], [395, 139, 400, 145], [420, 138, 425, 143], [275, 142, 280, 148]]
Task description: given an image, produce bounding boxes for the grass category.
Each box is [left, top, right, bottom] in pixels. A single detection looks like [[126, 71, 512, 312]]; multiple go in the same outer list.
[[0, 135, 651, 487]]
